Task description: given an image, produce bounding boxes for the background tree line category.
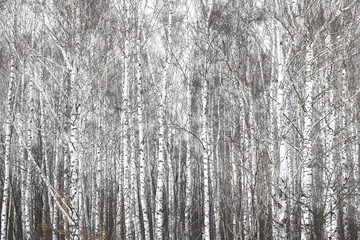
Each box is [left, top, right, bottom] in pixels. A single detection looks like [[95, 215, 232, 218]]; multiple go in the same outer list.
[[0, 0, 359, 239]]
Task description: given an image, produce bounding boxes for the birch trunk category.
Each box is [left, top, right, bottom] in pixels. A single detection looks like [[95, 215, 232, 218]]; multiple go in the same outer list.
[[269, 17, 278, 238], [52, 132, 60, 240], [213, 94, 221, 240], [119, 1, 131, 238], [94, 96, 104, 238], [184, 0, 195, 237], [340, 67, 349, 238], [63, 148, 70, 240], [155, 1, 172, 239], [201, 76, 210, 240], [184, 73, 192, 240], [67, 2, 83, 238], [167, 131, 175, 240], [136, 5, 150, 238], [130, 115, 138, 239], [95, 137, 102, 237], [324, 34, 338, 239], [77, 120, 85, 239], [202, 1, 213, 239], [241, 97, 249, 240], [275, 17, 289, 239], [0, 48, 15, 240], [69, 64, 79, 239], [155, 61, 166, 240], [230, 140, 238, 238], [249, 96, 257, 238], [301, 44, 314, 240], [23, 69, 35, 240], [354, 101, 360, 238]]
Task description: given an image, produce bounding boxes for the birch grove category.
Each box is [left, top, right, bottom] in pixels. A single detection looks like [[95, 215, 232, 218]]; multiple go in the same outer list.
[[0, 0, 359, 239]]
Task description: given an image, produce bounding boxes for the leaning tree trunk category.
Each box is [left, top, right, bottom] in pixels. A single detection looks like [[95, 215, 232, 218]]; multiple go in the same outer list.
[[0, 43, 16, 240]]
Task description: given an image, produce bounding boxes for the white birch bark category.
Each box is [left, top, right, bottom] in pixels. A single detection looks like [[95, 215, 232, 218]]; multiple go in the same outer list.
[[63, 149, 70, 240], [269, 16, 278, 238], [241, 97, 250, 240], [213, 92, 221, 240], [202, 1, 213, 239], [2, 8, 18, 240], [155, 1, 172, 239], [324, 33, 338, 239], [94, 83, 104, 238], [52, 133, 60, 240], [354, 108, 360, 239], [184, 0, 195, 237], [116, 1, 131, 238], [136, 6, 150, 238], [341, 67, 349, 238], [354, 105, 360, 238], [67, 2, 83, 238], [230, 140, 238, 238], [184, 73, 193, 240], [249, 96, 257, 238], [0, 47, 15, 240], [23, 67, 35, 240], [301, 44, 314, 240], [202, 76, 210, 240], [94, 139, 101, 237], [77, 121, 85, 239], [69, 65, 80, 239], [130, 115, 138, 239], [155, 63, 166, 240], [275, 16, 289, 239], [122, 23, 131, 240], [18, 64, 25, 239], [116, 51, 124, 240], [167, 130, 175, 240], [243, 109, 251, 239]]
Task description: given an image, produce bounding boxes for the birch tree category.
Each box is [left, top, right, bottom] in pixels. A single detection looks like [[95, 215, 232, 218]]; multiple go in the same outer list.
[[136, 1, 150, 239], [155, 1, 173, 239], [0, 26, 16, 240]]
